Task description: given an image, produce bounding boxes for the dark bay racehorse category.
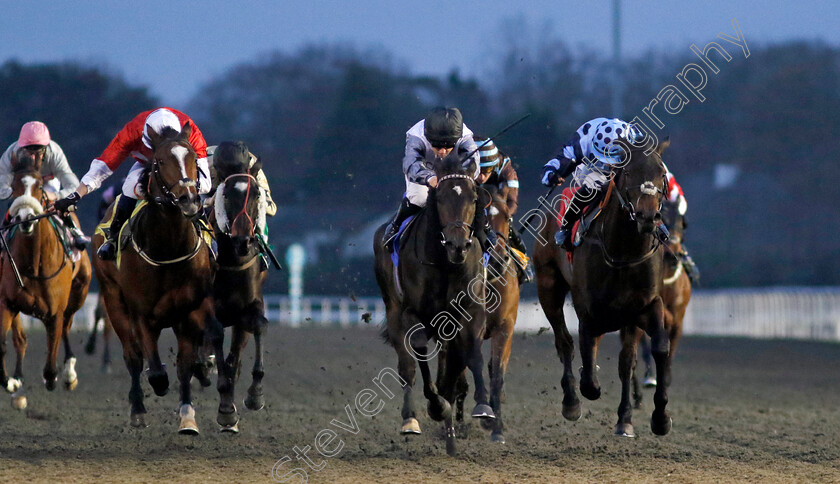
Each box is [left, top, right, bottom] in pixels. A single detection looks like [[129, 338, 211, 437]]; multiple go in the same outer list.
[[209, 146, 269, 432], [534, 141, 671, 437], [92, 123, 223, 433], [633, 176, 692, 407], [452, 185, 520, 443], [0, 149, 92, 409], [374, 152, 493, 456], [84, 292, 114, 374]]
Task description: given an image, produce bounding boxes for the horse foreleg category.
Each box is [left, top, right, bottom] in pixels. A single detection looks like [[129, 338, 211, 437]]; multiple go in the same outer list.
[[0, 305, 15, 392], [578, 327, 601, 401], [244, 314, 268, 412], [9, 315, 26, 409], [466, 336, 494, 420], [175, 321, 203, 435], [102, 316, 113, 373], [84, 315, 99, 355], [536, 268, 580, 420], [646, 299, 671, 436], [61, 314, 78, 391], [216, 319, 240, 431], [394, 337, 420, 434], [616, 327, 638, 437], [42, 315, 63, 391], [487, 325, 513, 443], [632, 329, 644, 409], [136, 322, 168, 397]]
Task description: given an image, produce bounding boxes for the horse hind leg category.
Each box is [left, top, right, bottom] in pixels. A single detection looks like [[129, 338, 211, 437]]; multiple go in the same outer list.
[[136, 322, 168, 397], [61, 316, 78, 391], [485, 327, 514, 443]]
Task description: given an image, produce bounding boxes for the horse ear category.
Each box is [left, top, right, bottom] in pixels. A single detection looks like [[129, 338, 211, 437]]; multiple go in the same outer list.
[[181, 121, 193, 140], [656, 136, 671, 155], [145, 123, 161, 149]]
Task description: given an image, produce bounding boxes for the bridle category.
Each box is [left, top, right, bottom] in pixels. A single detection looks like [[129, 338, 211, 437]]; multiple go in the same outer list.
[[216, 173, 261, 272], [149, 144, 197, 206], [436, 173, 476, 245]]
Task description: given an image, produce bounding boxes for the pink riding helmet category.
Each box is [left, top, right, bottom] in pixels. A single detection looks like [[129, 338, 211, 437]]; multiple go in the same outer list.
[[18, 121, 51, 147]]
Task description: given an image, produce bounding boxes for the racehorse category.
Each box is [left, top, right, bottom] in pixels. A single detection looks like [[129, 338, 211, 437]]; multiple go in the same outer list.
[[209, 146, 270, 431], [0, 148, 92, 409], [374, 152, 493, 456], [84, 293, 114, 374], [452, 184, 520, 443], [92, 123, 223, 433], [533, 140, 671, 437], [633, 186, 692, 407]]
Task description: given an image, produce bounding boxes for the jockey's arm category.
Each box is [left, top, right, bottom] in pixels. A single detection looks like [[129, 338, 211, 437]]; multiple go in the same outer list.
[[254, 168, 277, 217], [403, 135, 435, 186], [502, 163, 520, 216], [0, 144, 14, 200], [45, 142, 82, 199]]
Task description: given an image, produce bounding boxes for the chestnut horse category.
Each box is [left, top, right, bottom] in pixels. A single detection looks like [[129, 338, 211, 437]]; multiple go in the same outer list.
[[633, 188, 692, 407], [92, 123, 223, 433], [374, 152, 493, 456], [533, 141, 671, 437], [0, 149, 92, 409], [452, 185, 520, 443], [209, 152, 269, 432]]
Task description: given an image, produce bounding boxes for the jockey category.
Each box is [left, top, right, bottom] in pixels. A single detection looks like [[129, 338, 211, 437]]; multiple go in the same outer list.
[[53, 107, 209, 260], [474, 136, 534, 284], [664, 172, 700, 283], [207, 141, 276, 270], [382, 107, 491, 251], [541, 117, 669, 250], [0, 121, 90, 248]]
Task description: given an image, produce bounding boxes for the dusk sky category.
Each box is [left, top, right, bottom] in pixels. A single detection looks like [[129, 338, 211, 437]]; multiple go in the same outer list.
[[2, 1, 837, 105]]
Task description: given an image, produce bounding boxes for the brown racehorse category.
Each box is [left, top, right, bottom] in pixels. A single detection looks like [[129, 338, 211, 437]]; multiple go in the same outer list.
[[633, 187, 692, 407], [533, 141, 671, 438], [92, 123, 223, 433], [452, 185, 520, 443], [374, 152, 493, 456], [209, 150, 269, 431], [0, 149, 92, 409]]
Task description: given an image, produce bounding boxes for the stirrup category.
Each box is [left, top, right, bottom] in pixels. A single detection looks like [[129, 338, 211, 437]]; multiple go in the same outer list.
[[383, 224, 398, 249], [97, 239, 117, 261]]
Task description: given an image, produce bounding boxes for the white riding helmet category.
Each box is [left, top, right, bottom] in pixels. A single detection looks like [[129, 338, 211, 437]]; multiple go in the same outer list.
[[142, 108, 182, 149], [590, 118, 641, 164]]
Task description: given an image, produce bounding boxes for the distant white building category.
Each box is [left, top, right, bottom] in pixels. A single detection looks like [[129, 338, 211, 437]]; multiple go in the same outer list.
[[341, 212, 393, 260]]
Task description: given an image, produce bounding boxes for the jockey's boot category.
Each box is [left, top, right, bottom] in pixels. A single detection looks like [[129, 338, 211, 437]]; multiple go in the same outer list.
[[97, 195, 137, 261], [554, 188, 593, 251], [679, 245, 700, 284], [62, 213, 91, 249], [472, 199, 497, 253], [383, 198, 421, 250], [508, 225, 534, 284]]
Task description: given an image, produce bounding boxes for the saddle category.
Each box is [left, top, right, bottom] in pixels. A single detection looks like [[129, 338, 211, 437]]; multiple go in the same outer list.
[[556, 181, 615, 262], [95, 196, 216, 269]]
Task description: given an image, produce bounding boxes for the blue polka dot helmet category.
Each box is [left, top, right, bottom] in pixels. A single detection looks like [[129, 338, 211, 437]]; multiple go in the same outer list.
[[591, 118, 641, 164]]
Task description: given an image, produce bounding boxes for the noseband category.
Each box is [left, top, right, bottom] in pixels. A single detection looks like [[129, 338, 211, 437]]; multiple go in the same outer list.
[[436, 173, 476, 245]]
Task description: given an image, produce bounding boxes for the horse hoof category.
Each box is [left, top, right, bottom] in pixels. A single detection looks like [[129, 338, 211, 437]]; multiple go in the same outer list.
[[480, 418, 494, 431], [148, 373, 170, 397], [130, 413, 148, 428], [615, 423, 636, 438], [400, 418, 421, 434], [471, 404, 496, 420], [5, 378, 22, 394], [64, 378, 78, 391], [219, 423, 240, 434], [217, 405, 240, 427], [244, 394, 265, 411], [643, 376, 657, 388], [651, 415, 672, 436], [427, 398, 451, 422], [580, 382, 601, 401], [491, 432, 506, 444], [562, 401, 582, 421], [43, 378, 56, 392], [11, 395, 27, 410], [179, 404, 200, 435]]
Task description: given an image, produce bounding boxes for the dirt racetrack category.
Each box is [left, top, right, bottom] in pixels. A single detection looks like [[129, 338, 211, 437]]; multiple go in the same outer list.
[[1, 325, 840, 483]]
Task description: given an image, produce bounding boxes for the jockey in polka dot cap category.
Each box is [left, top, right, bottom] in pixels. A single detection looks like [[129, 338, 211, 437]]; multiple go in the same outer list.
[[542, 117, 671, 250]]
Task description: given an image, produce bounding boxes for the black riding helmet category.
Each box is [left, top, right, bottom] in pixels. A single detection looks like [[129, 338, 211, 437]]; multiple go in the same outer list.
[[424, 107, 463, 148], [214, 141, 251, 180]]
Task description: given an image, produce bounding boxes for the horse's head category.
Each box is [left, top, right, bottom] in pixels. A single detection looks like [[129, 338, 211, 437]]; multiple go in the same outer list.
[[143, 122, 201, 217], [8, 151, 45, 234], [213, 142, 265, 257], [432, 151, 478, 265], [613, 138, 669, 235]]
